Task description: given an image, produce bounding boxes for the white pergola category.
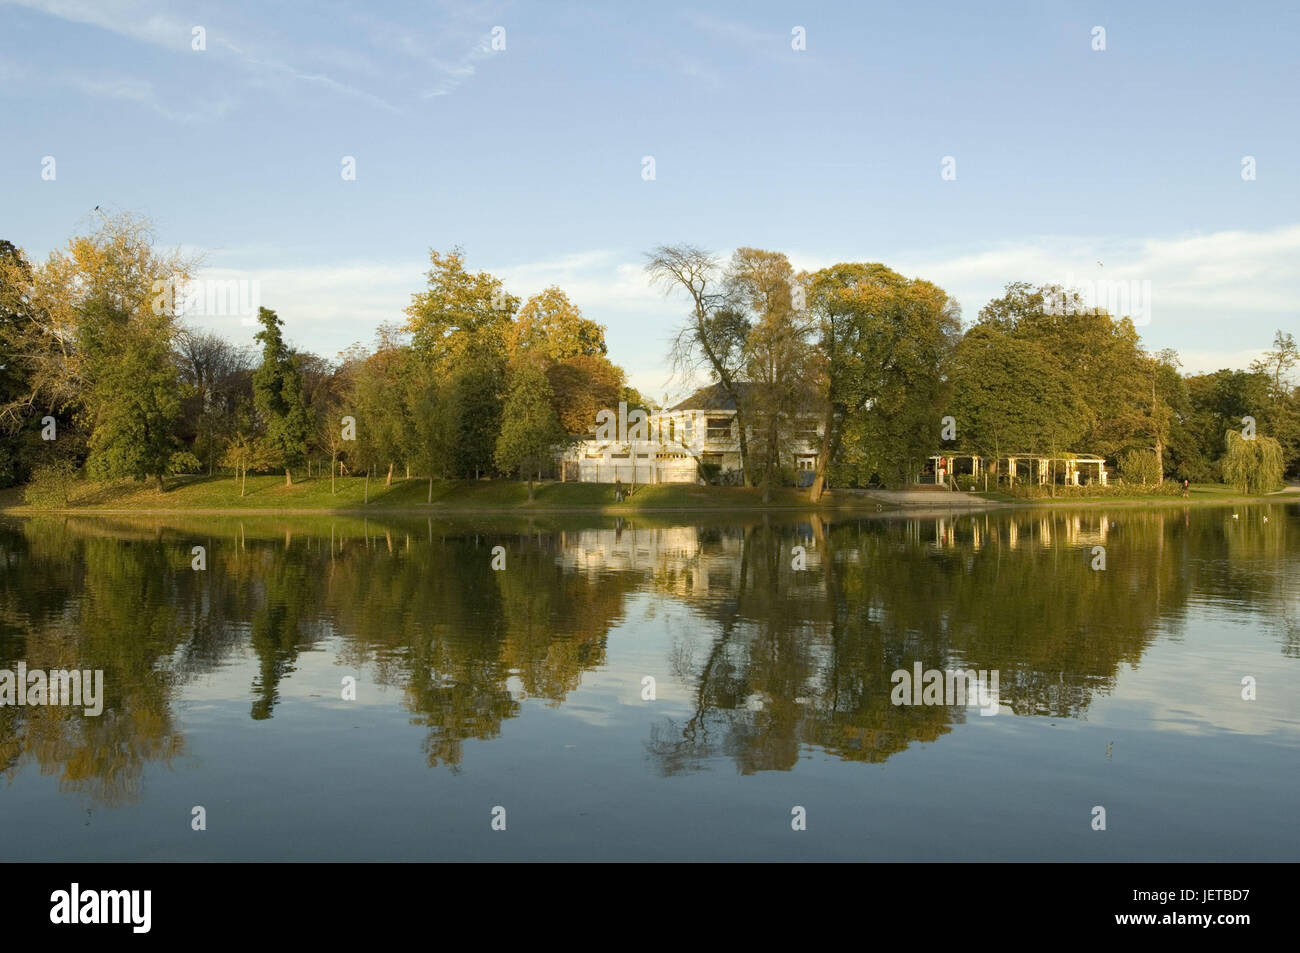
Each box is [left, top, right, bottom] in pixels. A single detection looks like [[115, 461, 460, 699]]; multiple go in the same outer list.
[[924, 453, 1109, 487]]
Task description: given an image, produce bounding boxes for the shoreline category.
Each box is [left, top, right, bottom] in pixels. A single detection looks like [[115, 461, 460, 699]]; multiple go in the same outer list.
[[1, 490, 1292, 519]]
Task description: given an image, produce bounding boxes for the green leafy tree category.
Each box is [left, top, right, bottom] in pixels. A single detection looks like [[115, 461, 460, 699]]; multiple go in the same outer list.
[[948, 325, 1087, 484], [1249, 330, 1300, 475], [727, 248, 814, 500], [509, 286, 607, 360], [252, 308, 311, 485], [404, 248, 514, 479], [495, 362, 565, 501], [83, 332, 189, 490], [806, 263, 962, 497], [1222, 430, 1284, 493]]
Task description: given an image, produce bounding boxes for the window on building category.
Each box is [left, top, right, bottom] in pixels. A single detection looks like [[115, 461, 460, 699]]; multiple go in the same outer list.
[[706, 417, 731, 440]]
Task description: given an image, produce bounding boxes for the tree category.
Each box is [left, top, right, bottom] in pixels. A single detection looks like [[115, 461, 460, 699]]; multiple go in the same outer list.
[[1118, 449, 1161, 486], [404, 248, 514, 479], [349, 326, 412, 486], [395, 353, 460, 502], [82, 331, 189, 490], [453, 338, 507, 479], [0, 239, 50, 486], [726, 248, 813, 501], [495, 362, 565, 501], [1249, 330, 1300, 475], [1222, 430, 1284, 493], [646, 244, 752, 476], [805, 263, 961, 498], [3, 214, 197, 490], [220, 430, 274, 497], [1251, 330, 1299, 401], [509, 287, 606, 361], [176, 330, 253, 475], [405, 248, 517, 356], [252, 307, 311, 485], [545, 353, 624, 434], [947, 325, 1087, 487]]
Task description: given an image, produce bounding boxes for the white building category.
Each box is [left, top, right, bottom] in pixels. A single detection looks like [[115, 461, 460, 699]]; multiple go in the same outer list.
[[559, 384, 823, 485]]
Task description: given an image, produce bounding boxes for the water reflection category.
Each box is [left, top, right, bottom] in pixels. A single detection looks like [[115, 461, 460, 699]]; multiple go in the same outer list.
[[0, 504, 1294, 805]]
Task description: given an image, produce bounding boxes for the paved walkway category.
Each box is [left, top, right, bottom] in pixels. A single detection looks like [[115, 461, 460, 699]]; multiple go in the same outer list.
[[837, 488, 1010, 510]]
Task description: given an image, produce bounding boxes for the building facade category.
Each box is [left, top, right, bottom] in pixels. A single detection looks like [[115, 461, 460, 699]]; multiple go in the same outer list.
[[560, 384, 823, 485]]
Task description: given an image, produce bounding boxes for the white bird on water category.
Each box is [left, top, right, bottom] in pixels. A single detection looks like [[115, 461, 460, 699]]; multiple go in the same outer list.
[[1233, 513, 1239, 519]]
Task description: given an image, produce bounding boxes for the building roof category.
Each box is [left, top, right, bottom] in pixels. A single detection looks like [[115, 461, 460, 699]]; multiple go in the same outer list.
[[666, 382, 820, 414], [667, 383, 754, 413]]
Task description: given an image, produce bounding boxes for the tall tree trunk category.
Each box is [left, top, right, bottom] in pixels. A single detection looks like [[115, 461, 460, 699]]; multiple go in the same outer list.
[[285, 467, 292, 486], [364, 469, 370, 504], [527, 477, 535, 503], [331, 454, 336, 494], [428, 475, 433, 504], [808, 400, 842, 502], [156, 473, 165, 492], [737, 420, 750, 484], [241, 467, 247, 497], [386, 462, 393, 486]]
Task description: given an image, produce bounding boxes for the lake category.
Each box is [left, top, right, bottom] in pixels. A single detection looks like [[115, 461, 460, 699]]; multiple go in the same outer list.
[[1, 504, 1296, 861]]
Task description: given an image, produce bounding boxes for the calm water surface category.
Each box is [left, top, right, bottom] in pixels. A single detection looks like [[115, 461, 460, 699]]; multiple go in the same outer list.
[[1, 505, 1297, 861]]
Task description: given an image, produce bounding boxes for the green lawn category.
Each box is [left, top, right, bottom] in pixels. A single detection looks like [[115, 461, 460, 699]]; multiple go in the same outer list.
[[0, 473, 827, 513], [2, 474, 1290, 515], [974, 482, 1288, 505]]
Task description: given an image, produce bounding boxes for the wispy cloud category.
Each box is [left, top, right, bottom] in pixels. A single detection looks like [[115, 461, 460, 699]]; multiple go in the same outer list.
[[183, 223, 1300, 390], [1, 0, 402, 114], [420, 33, 496, 99], [61, 70, 235, 121]]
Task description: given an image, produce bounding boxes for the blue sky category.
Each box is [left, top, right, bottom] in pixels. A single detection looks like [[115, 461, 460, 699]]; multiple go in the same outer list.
[[2, 0, 1296, 401]]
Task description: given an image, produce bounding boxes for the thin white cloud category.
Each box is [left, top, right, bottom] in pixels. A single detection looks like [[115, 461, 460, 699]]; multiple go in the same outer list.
[[59, 70, 235, 121], [791, 223, 1300, 338], [181, 223, 1299, 393], [1, 0, 402, 113], [420, 34, 496, 99]]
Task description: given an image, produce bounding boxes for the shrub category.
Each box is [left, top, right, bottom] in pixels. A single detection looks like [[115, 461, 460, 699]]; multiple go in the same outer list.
[[24, 461, 79, 509], [955, 474, 976, 491], [1118, 449, 1162, 486], [167, 450, 203, 475], [698, 462, 722, 485], [1001, 481, 1182, 499]]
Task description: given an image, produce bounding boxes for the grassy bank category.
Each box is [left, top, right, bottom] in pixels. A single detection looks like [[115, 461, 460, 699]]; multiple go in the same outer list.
[[973, 482, 1296, 506], [0, 474, 1291, 516], [0, 473, 831, 514]]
